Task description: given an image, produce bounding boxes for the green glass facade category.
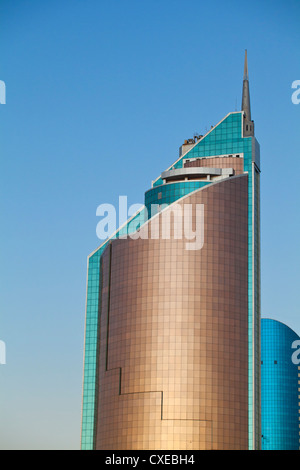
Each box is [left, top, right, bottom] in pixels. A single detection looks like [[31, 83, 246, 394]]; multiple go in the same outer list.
[[261, 319, 300, 449]]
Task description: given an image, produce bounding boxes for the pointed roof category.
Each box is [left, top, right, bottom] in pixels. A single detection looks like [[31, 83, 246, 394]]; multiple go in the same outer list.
[[242, 49, 251, 121], [244, 49, 249, 81]]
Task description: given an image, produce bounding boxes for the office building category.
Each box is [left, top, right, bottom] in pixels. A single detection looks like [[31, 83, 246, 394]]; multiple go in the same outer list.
[[81, 51, 261, 450]]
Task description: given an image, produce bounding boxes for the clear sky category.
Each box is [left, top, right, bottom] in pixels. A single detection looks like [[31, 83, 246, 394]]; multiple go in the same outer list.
[[0, 0, 299, 450]]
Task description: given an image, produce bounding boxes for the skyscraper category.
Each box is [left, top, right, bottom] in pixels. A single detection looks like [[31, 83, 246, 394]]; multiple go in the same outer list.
[[81, 51, 261, 450], [261, 318, 300, 450]]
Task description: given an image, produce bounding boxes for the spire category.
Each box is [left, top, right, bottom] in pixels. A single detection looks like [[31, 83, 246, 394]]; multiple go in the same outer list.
[[242, 49, 251, 122], [243, 49, 249, 81]]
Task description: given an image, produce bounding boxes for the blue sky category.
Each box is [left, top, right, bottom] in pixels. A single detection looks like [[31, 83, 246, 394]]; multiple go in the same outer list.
[[0, 0, 299, 450]]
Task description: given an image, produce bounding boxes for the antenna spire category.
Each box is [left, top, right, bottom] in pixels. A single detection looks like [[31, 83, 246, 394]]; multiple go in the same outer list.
[[242, 49, 251, 123], [244, 49, 249, 81]]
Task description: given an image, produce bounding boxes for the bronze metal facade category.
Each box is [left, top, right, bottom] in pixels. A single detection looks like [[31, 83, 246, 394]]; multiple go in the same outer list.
[[185, 156, 244, 175], [95, 175, 249, 450]]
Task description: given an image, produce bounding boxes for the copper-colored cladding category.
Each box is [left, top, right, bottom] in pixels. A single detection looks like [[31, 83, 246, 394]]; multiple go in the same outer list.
[[184, 156, 244, 175], [95, 175, 249, 450]]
